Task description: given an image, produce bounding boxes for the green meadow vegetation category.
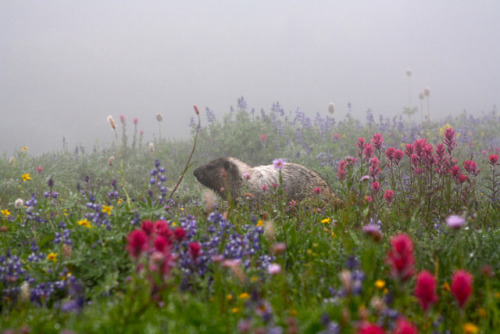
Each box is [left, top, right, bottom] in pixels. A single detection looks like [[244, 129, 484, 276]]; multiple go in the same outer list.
[[1, 99, 499, 333]]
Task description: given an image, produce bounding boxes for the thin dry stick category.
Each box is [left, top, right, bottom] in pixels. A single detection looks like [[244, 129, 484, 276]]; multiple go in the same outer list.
[[169, 105, 201, 199]]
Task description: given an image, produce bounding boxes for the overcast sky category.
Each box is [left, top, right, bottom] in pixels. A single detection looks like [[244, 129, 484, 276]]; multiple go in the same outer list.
[[1, 1, 499, 155]]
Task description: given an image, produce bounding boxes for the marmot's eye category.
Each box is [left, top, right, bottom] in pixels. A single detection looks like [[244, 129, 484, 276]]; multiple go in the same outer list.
[[224, 161, 230, 170]]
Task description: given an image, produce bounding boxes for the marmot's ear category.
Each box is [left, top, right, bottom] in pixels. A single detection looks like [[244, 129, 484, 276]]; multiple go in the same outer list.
[[223, 161, 231, 170]]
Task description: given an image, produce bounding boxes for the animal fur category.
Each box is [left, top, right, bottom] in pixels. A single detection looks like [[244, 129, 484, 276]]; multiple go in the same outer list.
[[193, 157, 338, 207]]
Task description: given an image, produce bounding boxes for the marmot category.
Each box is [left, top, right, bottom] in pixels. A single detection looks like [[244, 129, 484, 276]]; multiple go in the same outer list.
[[193, 157, 339, 208]]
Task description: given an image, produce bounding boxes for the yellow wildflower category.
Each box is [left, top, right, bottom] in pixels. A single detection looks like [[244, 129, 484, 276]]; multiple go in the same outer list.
[[1, 209, 11, 217], [117, 199, 123, 205], [47, 253, 58, 262], [251, 276, 259, 283], [321, 218, 330, 224], [21, 173, 32, 182], [256, 220, 264, 227], [463, 323, 479, 334], [77, 218, 92, 229], [101, 205, 113, 216], [443, 282, 450, 291], [342, 134, 347, 138], [239, 292, 250, 300], [226, 294, 233, 301], [375, 280, 386, 289], [21, 146, 28, 152], [172, 222, 177, 227], [289, 309, 298, 317], [231, 307, 239, 314]]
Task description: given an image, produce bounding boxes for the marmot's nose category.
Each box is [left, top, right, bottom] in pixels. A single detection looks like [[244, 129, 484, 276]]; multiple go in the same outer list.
[[193, 168, 200, 178]]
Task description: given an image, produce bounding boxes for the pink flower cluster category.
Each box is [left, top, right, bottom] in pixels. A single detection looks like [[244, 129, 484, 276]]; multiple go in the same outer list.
[[126, 220, 195, 277], [386, 234, 474, 314]]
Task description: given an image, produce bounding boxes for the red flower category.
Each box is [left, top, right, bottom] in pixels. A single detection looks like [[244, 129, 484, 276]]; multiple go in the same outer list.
[[363, 144, 374, 161], [489, 154, 499, 165], [414, 270, 438, 311], [141, 220, 155, 236], [463, 160, 481, 176], [189, 242, 202, 260], [337, 160, 347, 181], [314, 187, 322, 194], [371, 133, 384, 151], [393, 149, 404, 164], [126, 230, 148, 259], [358, 323, 385, 334], [451, 270, 473, 308], [393, 317, 418, 334], [371, 182, 381, 193], [384, 190, 394, 206], [387, 234, 415, 282], [173, 227, 186, 241], [154, 235, 170, 252], [154, 220, 170, 236]]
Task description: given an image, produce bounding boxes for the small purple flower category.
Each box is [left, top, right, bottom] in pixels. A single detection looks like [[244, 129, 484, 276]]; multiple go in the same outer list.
[[272, 158, 284, 170], [446, 215, 465, 229]]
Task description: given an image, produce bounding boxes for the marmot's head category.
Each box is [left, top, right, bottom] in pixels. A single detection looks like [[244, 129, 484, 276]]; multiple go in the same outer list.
[[193, 157, 243, 198]]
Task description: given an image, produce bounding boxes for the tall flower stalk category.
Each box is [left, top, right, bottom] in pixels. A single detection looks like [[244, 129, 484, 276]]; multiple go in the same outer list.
[[108, 115, 131, 208]]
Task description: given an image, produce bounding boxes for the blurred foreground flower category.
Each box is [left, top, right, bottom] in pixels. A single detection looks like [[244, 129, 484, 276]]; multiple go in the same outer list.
[[451, 269, 473, 309], [446, 215, 465, 229], [387, 234, 414, 282], [414, 270, 438, 311]]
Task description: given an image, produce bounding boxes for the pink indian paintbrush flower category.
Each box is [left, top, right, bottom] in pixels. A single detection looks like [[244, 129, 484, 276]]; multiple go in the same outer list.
[[451, 269, 473, 309], [189, 242, 202, 260], [371, 133, 384, 151], [126, 229, 149, 259], [337, 160, 347, 180], [358, 323, 385, 334], [489, 154, 499, 165], [463, 160, 481, 176], [393, 317, 418, 334], [387, 234, 415, 282], [384, 190, 394, 206], [414, 270, 438, 311]]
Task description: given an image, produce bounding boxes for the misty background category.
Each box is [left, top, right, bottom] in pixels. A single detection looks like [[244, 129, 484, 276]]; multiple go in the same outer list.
[[1, 1, 499, 156]]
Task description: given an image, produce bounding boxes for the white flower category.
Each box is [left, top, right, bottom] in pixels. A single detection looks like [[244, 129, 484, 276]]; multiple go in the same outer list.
[[15, 198, 24, 209]]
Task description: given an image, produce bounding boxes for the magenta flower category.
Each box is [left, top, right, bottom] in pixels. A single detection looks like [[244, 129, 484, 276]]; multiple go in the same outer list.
[[36, 166, 43, 174], [120, 115, 126, 123], [133, 117, 139, 125], [314, 187, 322, 194], [371, 182, 380, 193], [356, 137, 366, 149], [387, 234, 415, 282], [489, 154, 499, 165], [173, 227, 186, 241], [451, 270, 473, 308], [393, 317, 418, 334], [371, 133, 384, 151], [384, 190, 394, 206], [414, 270, 438, 311], [446, 215, 465, 229], [463, 160, 481, 176], [404, 143, 414, 157], [363, 144, 374, 161], [189, 242, 202, 260], [273, 158, 284, 170], [358, 323, 385, 334], [126, 230, 148, 259], [141, 220, 154, 236], [337, 160, 347, 180]]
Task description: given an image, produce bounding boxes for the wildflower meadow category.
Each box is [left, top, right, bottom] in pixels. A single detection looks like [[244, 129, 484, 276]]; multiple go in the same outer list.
[[1, 98, 499, 333]]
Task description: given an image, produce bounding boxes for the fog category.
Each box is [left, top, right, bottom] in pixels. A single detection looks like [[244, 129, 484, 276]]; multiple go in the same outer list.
[[1, 1, 499, 155]]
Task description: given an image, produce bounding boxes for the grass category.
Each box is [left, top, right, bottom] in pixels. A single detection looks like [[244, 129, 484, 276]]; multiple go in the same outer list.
[[1, 99, 499, 333]]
